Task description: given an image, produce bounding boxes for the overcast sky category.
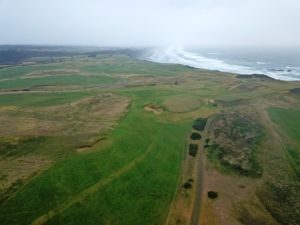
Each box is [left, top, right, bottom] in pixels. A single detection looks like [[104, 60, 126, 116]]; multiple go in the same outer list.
[[0, 0, 299, 47]]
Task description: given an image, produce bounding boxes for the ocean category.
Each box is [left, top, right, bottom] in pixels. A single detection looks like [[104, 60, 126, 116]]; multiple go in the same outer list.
[[143, 46, 300, 81]]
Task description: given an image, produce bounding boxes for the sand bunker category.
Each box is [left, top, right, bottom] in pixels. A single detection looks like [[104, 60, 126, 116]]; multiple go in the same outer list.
[[144, 104, 164, 115]]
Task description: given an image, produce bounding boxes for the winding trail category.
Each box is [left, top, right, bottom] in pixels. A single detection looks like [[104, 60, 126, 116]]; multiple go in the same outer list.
[[30, 143, 155, 225]]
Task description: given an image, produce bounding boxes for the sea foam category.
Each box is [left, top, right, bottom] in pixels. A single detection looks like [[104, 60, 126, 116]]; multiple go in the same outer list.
[[143, 46, 300, 81]]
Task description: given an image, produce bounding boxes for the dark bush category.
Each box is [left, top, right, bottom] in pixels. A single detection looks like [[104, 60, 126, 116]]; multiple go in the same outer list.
[[205, 138, 210, 144], [190, 132, 201, 140], [192, 118, 207, 131], [183, 181, 192, 189], [204, 144, 210, 149], [208, 191, 218, 199], [189, 144, 198, 157]]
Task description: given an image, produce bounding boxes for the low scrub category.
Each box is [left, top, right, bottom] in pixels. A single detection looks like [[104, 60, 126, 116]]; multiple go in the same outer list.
[[190, 132, 201, 140], [257, 181, 300, 225], [207, 191, 218, 199], [207, 113, 263, 176]]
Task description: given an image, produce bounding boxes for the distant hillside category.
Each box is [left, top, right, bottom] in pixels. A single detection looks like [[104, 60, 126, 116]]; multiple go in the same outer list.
[[0, 45, 143, 65]]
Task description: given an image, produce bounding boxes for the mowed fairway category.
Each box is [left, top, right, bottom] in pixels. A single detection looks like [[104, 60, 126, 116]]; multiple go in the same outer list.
[[268, 108, 300, 175], [0, 88, 191, 225]]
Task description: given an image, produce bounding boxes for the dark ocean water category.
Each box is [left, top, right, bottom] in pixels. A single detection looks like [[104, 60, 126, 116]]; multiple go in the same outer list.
[[144, 46, 300, 81]]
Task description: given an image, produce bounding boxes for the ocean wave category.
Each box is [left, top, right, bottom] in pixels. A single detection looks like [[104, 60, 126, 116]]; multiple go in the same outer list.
[[143, 47, 300, 81]]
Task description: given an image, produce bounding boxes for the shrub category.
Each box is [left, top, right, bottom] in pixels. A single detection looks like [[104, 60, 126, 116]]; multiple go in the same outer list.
[[204, 144, 210, 149], [192, 118, 207, 131], [208, 191, 218, 199], [183, 181, 192, 189], [189, 144, 198, 157], [190, 132, 201, 140]]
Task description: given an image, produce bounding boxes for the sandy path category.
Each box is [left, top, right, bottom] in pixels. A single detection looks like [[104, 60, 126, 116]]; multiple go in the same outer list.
[[189, 120, 211, 225], [189, 143, 204, 225]]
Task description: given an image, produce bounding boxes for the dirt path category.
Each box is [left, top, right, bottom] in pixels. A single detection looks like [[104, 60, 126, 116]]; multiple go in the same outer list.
[[189, 143, 204, 225], [189, 120, 211, 225], [30, 143, 155, 225]]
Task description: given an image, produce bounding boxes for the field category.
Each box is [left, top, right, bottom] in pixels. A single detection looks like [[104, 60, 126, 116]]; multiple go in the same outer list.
[[0, 52, 300, 225]]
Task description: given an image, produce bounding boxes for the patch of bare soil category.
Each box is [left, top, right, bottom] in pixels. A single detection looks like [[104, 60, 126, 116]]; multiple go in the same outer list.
[[144, 104, 164, 115], [200, 165, 277, 225]]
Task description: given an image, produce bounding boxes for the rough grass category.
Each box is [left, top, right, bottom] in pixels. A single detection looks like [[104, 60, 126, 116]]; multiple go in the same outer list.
[[0, 136, 47, 158]]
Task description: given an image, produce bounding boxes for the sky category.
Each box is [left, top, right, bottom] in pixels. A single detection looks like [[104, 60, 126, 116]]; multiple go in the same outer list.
[[0, 0, 300, 47]]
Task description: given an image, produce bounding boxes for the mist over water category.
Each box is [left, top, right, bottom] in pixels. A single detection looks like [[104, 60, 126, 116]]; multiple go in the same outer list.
[[144, 46, 300, 81]]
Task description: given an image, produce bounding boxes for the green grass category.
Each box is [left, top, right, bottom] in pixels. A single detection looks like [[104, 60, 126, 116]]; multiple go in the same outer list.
[[0, 75, 117, 89], [0, 91, 191, 225], [268, 107, 300, 176], [268, 108, 300, 147], [0, 92, 94, 107]]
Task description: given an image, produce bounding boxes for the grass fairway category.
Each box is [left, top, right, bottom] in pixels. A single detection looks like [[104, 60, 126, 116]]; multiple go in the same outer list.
[[268, 108, 300, 146], [0, 90, 191, 225], [268, 107, 300, 175]]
